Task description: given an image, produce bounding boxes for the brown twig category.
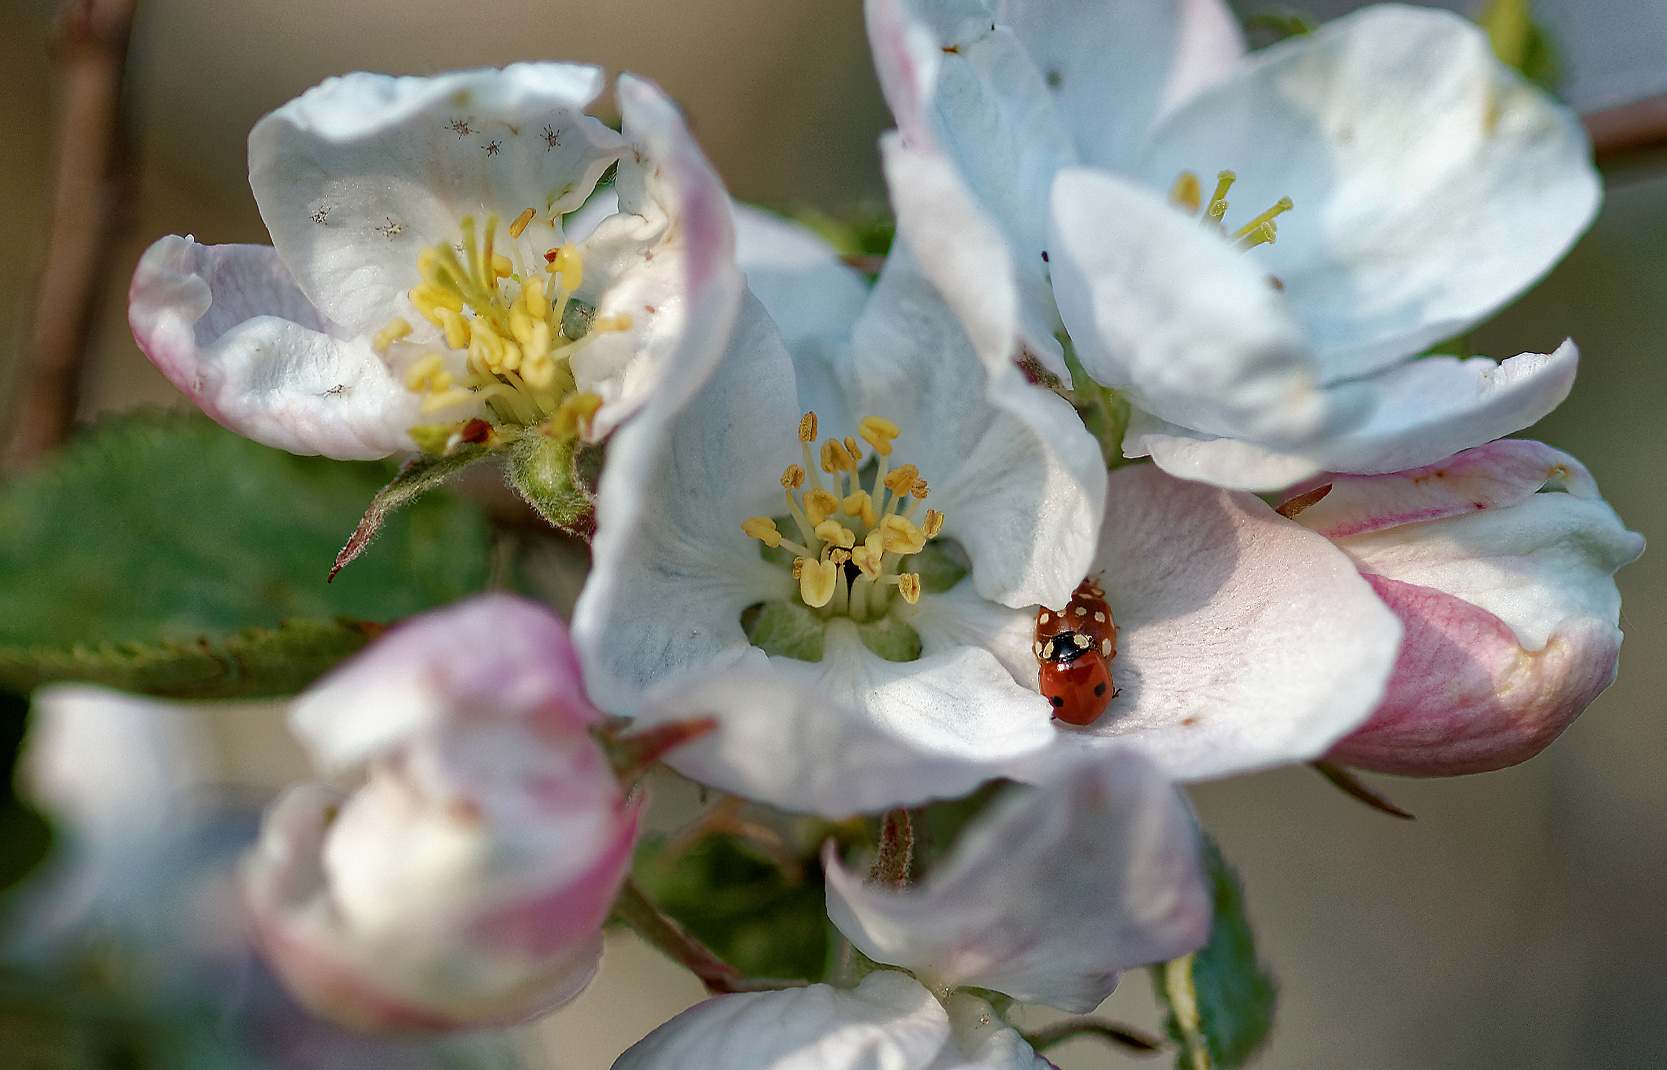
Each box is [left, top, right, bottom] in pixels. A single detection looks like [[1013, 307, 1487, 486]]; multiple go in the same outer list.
[[4, 0, 139, 471], [1585, 92, 1667, 164]]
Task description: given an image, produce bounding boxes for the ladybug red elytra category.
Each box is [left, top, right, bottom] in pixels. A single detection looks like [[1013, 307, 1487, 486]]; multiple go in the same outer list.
[[1033, 577, 1118, 727]]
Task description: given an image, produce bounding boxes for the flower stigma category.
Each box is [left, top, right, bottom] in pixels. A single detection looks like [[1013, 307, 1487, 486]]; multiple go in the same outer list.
[[742, 411, 948, 657], [1169, 170, 1293, 252], [374, 212, 634, 436]]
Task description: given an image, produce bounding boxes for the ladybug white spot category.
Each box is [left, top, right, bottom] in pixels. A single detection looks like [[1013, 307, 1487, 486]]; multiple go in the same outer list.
[[1101, 638, 1112, 656]]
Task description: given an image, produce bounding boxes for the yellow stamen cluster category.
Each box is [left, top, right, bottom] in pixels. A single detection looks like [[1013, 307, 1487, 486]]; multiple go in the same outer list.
[[377, 212, 635, 430], [744, 412, 947, 620], [1169, 170, 1293, 251]]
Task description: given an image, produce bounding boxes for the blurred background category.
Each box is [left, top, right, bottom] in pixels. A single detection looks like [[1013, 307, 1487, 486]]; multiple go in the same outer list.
[[0, 0, 1664, 1067]]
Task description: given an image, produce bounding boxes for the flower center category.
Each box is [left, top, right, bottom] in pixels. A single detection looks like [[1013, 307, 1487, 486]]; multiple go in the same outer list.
[[744, 412, 946, 625], [1168, 170, 1293, 252], [373, 210, 633, 433]]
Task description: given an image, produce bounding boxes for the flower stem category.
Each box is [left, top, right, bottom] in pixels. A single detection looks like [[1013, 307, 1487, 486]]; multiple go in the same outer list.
[[1020, 1017, 1165, 1055], [1159, 954, 1211, 1070], [612, 878, 807, 995]]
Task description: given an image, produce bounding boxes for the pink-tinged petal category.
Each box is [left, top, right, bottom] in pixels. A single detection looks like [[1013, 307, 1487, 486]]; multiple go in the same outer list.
[[1055, 464, 1401, 779], [128, 235, 450, 459], [824, 752, 1209, 1012], [1133, 6, 1599, 381], [250, 64, 625, 338], [1327, 574, 1622, 776], [576, 75, 743, 441], [999, 0, 1243, 170], [613, 971, 952, 1070], [1048, 166, 1352, 448], [1327, 488, 1642, 651], [243, 785, 611, 1032], [290, 593, 601, 774], [1282, 438, 1600, 539], [1127, 344, 1580, 491]]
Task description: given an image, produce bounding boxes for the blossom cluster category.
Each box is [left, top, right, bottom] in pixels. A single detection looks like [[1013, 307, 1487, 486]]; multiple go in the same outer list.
[[69, 0, 1646, 1065]]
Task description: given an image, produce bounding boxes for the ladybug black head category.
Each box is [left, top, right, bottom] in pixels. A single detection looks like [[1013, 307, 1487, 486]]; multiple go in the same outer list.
[[1039, 630, 1092, 664]]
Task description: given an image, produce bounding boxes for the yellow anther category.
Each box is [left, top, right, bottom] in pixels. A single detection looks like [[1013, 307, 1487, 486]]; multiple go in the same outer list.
[[435, 307, 471, 350], [859, 415, 901, 456], [922, 509, 945, 538], [420, 387, 474, 412], [547, 390, 601, 437], [1169, 171, 1202, 213], [1230, 196, 1295, 241], [799, 412, 818, 443], [911, 479, 930, 500], [815, 520, 856, 549], [852, 532, 884, 579], [372, 318, 412, 354], [844, 437, 862, 464], [804, 488, 840, 526], [880, 515, 926, 555], [404, 352, 448, 392], [522, 274, 550, 320], [410, 281, 465, 323], [782, 465, 806, 490], [791, 558, 805, 579], [799, 558, 838, 608], [826, 439, 855, 470], [743, 516, 783, 548], [896, 574, 922, 605], [509, 207, 537, 239], [883, 464, 920, 495], [550, 244, 583, 290], [842, 489, 878, 528], [522, 352, 556, 390], [828, 548, 852, 566], [491, 253, 514, 279]]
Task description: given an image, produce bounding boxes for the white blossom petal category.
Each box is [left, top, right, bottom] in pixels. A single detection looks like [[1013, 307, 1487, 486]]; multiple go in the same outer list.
[[612, 972, 951, 1070], [869, 0, 1071, 373], [572, 292, 797, 716], [250, 64, 625, 338], [998, 0, 1243, 170], [631, 626, 1055, 817], [574, 74, 741, 440], [1127, 341, 1582, 490], [848, 257, 1104, 609], [825, 752, 1209, 1012], [1049, 166, 1351, 448], [1132, 6, 1599, 381], [732, 202, 870, 384], [1053, 464, 1401, 779], [128, 235, 460, 458]]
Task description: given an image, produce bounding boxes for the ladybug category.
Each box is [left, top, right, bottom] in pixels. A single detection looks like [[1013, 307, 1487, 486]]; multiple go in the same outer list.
[[1033, 577, 1118, 726]]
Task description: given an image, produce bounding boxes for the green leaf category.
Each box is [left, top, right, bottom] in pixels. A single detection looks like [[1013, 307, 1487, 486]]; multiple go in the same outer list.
[[632, 832, 830, 982], [1479, 0, 1561, 90], [1151, 835, 1277, 1069], [0, 412, 490, 697]]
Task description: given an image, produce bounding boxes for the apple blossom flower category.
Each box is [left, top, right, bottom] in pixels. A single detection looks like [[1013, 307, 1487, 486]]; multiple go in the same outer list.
[[129, 63, 740, 467], [240, 593, 642, 1032], [614, 753, 1209, 1069], [574, 216, 1400, 816], [868, 0, 1600, 489], [1277, 439, 1644, 775]]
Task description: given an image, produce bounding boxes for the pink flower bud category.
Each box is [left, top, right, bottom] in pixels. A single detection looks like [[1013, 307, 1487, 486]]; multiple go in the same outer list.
[[240, 593, 640, 1031], [1280, 440, 1644, 775]]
